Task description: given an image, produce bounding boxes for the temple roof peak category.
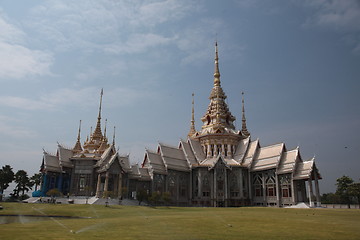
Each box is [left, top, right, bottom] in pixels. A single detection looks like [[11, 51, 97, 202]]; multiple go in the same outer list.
[[73, 120, 83, 153], [92, 89, 104, 141], [188, 93, 197, 138], [214, 41, 221, 87], [200, 42, 236, 133]]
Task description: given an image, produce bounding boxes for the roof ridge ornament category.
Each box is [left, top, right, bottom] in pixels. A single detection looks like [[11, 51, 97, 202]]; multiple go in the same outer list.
[[73, 120, 83, 153], [93, 89, 104, 141], [113, 126, 116, 146], [214, 41, 221, 87], [241, 92, 250, 137], [188, 93, 197, 138]]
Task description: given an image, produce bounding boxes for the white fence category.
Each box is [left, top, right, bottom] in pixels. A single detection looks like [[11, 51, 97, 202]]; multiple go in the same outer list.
[[322, 204, 359, 209]]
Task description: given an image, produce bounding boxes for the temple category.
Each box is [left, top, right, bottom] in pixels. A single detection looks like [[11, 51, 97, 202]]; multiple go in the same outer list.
[[35, 89, 132, 198], [36, 43, 321, 207]]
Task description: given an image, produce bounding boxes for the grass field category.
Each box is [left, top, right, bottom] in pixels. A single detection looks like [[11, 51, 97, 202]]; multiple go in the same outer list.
[[0, 203, 359, 240]]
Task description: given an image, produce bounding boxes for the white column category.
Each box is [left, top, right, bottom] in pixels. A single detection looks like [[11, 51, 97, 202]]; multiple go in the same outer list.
[[198, 171, 202, 198], [227, 144, 231, 157], [118, 174, 122, 198], [96, 174, 101, 197], [213, 169, 217, 207], [307, 179, 314, 207], [104, 172, 109, 197], [314, 171, 321, 207], [248, 172, 252, 203], [221, 144, 225, 156], [275, 174, 280, 207], [239, 169, 244, 198], [291, 178, 296, 205], [262, 174, 266, 205], [224, 168, 228, 206], [189, 172, 192, 204], [207, 145, 211, 157]]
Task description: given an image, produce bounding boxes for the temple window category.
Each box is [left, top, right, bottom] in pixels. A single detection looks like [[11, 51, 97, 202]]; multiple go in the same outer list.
[[279, 175, 292, 198], [217, 145, 221, 155], [79, 176, 85, 191], [202, 192, 210, 197], [253, 174, 263, 197], [206, 116, 211, 125], [266, 175, 276, 197], [49, 176, 56, 189]]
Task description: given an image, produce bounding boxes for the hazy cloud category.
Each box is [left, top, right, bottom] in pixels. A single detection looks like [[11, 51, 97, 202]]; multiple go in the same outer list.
[[0, 87, 151, 111], [0, 115, 36, 138], [27, 0, 197, 54], [0, 12, 53, 80], [303, 0, 360, 54]]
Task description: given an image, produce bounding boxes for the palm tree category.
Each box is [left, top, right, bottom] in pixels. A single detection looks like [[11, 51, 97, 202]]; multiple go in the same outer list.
[[0, 165, 15, 201], [30, 173, 42, 191], [13, 170, 33, 198]]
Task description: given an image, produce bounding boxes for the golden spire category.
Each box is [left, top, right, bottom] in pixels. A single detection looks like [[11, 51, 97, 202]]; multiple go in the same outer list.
[[92, 89, 104, 141], [201, 42, 236, 133], [241, 92, 250, 137], [214, 41, 220, 87], [188, 93, 196, 138], [73, 120, 83, 153]]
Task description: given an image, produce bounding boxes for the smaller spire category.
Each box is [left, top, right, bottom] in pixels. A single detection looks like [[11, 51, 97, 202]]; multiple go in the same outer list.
[[73, 120, 83, 153], [103, 119, 107, 140], [93, 89, 104, 141], [98, 88, 103, 119], [188, 93, 196, 137], [213, 41, 221, 87], [241, 92, 250, 137], [112, 126, 116, 145], [77, 120, 82, 142]]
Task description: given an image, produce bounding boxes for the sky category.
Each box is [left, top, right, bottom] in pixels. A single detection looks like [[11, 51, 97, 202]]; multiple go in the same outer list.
[[0, 0, 359, 195]]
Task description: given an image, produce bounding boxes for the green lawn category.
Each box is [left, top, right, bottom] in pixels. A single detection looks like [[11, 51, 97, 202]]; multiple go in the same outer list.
[[0, 203, 359, 240]]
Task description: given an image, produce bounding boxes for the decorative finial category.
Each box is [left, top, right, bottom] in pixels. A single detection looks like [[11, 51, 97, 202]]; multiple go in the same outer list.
[[73, 120, 83, 152], [214, 41, 220, 86], [113, 126, 116, 145], [98, 88, 103, 119], [241, 92, 250, 137], [104, 119, 107, 138], [77, 120, 82, 142], [93, 89, 104, 140], [188, 93, 196, 137]]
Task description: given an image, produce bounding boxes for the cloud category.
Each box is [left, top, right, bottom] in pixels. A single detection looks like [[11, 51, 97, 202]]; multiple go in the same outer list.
[[0, 11, 53, 80], [303, 0, 360, 54], [0, 115, 36, 138], [176, 18, 225, 65], [130, 0, 195, 27], [304, 0, 360, 31], [0, 87, 152, 111], [26, 0, 197, 54], [104, 33, 175, 54], [0, 96, 52, 110]]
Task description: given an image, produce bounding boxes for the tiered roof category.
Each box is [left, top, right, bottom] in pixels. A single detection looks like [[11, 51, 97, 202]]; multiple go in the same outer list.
[[41, 90, 131, 175], [137, 42, 320, 181]]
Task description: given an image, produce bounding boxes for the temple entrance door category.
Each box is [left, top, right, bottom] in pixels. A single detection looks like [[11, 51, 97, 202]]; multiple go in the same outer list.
[[297, 182, 304, 202]]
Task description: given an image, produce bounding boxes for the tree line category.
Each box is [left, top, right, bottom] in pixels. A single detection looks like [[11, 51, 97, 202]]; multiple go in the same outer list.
[[0, 165, 41, 201], [321, 175, 360, 207]]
